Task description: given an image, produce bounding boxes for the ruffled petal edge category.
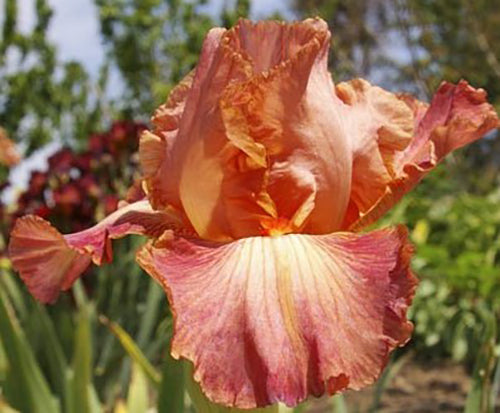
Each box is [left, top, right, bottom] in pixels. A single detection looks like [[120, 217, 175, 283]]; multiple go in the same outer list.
[[137, 226, 417, 408], [9, 200, 181, 303], [346, 80, 499, 230]]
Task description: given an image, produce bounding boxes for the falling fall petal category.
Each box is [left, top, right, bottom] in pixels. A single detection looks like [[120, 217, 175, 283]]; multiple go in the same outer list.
[[136, 226, 416, 408], [8, 200, 183, 303]]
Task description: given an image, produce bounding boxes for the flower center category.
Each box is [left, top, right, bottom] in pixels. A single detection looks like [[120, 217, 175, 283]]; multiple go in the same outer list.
[[260, 216, 294, 237]]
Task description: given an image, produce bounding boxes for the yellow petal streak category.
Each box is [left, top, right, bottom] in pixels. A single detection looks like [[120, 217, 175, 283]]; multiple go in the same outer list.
[[273, 237, 306, 365]]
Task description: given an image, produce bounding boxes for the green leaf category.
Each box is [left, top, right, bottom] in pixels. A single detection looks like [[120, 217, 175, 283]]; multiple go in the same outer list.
[[32, 304, 71, 412], [136, 280, 164, 349], [158, 352, 185, 413], [0, 337, 7, 382], [465, 308, 497, 413], [0, 269, 27, 320], [491, 356, 500, 411], [69, 303, 99, 413], [411, 219, 430, 245], [331, 395, 348, 413], [0, 290, 59, 413], [368, 351, 412, 412], [126, 363, 149, 413], [99, 315, 161, 386]]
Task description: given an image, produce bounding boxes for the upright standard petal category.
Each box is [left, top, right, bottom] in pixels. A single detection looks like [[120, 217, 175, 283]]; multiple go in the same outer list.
[[335, 79, 414, 219], [339, 80, 499, 230], [143, 19, 354, 241], [8, 200, 182, 303], [219, 18, 352, 237], [140, 26, 251, 239], [140, 70, 196, 210], [137, 226, 416, 408]]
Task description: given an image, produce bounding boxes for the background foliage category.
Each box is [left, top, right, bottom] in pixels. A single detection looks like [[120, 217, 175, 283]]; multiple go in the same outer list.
[[0, 0, 499, 411]]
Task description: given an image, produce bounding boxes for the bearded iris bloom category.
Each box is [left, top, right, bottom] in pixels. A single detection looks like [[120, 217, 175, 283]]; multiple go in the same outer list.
[[8, 18, 499, 408]]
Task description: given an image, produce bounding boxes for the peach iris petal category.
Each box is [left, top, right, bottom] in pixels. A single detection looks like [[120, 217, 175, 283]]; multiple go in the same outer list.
[[335, 79, 414, 216], [140, 27, 247, 240], [340, 80, 499, 230], [136, 226, 416, 408], [221, 20, 351, 237], [8, 200, 182, 303], [231, 19, 327, 73], [142, 19, 353, 240], [140, 71, 195, 211]]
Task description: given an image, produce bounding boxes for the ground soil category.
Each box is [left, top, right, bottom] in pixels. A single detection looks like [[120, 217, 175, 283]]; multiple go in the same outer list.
[[304, 358, 499, 412]]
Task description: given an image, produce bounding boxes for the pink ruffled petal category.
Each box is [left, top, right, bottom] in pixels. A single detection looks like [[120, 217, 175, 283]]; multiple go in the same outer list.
[[9, 200, 181, 303], [343, 80, 499, 230], [400, 80, 499, 164], [137, 226, 416, 408]]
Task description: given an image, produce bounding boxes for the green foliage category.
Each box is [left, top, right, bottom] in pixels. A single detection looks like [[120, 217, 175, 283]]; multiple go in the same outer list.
[[127, 363, 149, 413], [464, 307, 497, 413], [373, 166, 500, 371], [399, 0, 500, 105], [0, 284, 59, 412], [0, 237, 171, 412], [0, 0, 105, 154], [95, 0, 251, 117], [158, 351, 185, 412], [292, 0, 383, 79]]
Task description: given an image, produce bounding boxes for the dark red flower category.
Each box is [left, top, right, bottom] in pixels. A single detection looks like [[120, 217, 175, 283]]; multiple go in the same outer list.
[[48, 148, 76, 172]]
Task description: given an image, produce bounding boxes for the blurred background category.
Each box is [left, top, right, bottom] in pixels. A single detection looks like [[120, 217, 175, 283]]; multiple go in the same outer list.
[[0, 0, 499, 412]]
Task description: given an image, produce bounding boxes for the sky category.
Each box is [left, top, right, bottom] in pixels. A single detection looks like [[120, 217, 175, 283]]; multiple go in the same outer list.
[[17, 0, 105, 75], [15, 0, 293, 77]]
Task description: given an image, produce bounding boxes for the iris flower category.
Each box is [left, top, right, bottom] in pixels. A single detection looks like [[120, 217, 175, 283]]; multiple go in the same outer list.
[[8, 18, 499, 408]]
